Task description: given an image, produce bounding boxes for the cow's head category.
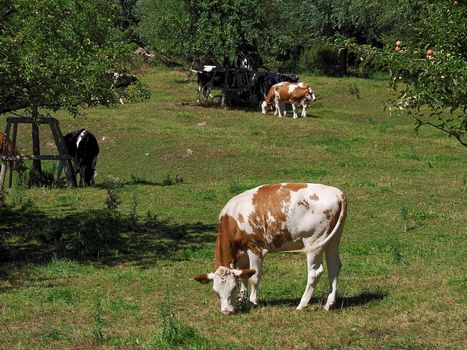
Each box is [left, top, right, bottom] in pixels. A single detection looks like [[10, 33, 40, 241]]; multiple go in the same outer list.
[[194, 266, 256, 315], [305, 86, 317, 102], [82, 165, 96, 186], [261, 100, 274, 114]]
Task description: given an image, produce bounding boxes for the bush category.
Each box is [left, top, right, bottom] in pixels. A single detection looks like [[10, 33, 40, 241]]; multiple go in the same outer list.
[[298, 40, 343, 76]]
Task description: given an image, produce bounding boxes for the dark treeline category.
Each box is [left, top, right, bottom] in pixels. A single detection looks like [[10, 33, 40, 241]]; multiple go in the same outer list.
[[121, 0, 432, 75]]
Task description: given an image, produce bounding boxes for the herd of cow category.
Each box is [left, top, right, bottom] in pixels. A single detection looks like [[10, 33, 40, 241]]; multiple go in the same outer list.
[[196, 66, 317, 118], [2, 65, 347, 316]]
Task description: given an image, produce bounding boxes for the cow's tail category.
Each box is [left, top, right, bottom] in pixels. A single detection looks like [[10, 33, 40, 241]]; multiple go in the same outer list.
[[284, 193, 347, 254]]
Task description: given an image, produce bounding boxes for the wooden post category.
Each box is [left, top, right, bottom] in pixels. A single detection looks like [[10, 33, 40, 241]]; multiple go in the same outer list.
[[49, 119, 77, 187], [31, 107, 42, 176], [8, 121, 18, 188], [0, 120, 12, 190]]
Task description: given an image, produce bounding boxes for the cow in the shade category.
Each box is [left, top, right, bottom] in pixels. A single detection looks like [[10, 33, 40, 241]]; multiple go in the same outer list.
[[57, 129, 99, 186], [0, 132, 15, 156], [194, 183, 347, 315], [262, 82, 316, 118]]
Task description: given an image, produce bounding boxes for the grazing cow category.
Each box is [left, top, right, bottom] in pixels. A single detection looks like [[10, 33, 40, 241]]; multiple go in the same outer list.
[[194, 183, 347, 315], [196, 65, 225, 103], [57, 129, 99, 186], [251, 72, 299, 106], [108, 72, 138, 104], [262, 82, 316, 118]]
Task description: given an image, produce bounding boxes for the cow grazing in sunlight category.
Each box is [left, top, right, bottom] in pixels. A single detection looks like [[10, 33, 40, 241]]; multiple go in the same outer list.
[[194, 183, 347, 315], [262, 82, 316, 118]]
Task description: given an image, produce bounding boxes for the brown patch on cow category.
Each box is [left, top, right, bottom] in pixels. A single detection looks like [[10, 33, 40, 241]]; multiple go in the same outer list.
[[276, 83, 311, 103], [237, 214, 245, 224], [215, 214, 263, 269], [311, 193, 320, 201], [0, 132, 15, 155], [248, 184, 304, 249], [323, 209, 333, 220], [297, 199, 310, 210]]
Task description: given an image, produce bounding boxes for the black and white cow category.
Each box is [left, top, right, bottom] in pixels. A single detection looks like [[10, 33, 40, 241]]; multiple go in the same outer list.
[[57, 129, 99, 186], [107, 72, 138, 104]]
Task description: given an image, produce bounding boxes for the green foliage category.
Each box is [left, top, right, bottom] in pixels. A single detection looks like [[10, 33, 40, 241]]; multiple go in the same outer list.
[[379, 1, 467, 146], [0, 0, 144, 116], [137, 0, 266, 64]]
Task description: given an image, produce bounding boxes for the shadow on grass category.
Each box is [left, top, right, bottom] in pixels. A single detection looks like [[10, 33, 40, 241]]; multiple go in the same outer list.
[[0, 204, 216, 270], [259, 291, 387, 311], [95, 174, 185, 189]]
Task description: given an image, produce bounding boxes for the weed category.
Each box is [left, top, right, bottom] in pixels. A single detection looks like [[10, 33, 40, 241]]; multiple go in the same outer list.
[[105, 188, 121, 211], [161, 174, 183, 186], [144, 210, 160, 230], [92, 300, 108, 344], [199, 189, 216, 200], [400, 204, 409, 233], [149, 305, 210, 350]]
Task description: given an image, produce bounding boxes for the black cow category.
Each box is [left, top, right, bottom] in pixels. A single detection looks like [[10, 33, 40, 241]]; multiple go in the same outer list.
[[57, 129, 100, 186]]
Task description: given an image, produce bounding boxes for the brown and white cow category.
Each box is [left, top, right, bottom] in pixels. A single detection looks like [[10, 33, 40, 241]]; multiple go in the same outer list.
[[0, 132, 15, 156], [194, 183, 347, 315], [261, 82, 316, 119]]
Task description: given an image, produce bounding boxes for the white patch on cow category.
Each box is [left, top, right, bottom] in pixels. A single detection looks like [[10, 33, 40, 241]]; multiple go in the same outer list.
[[75, 130, 86, 150], [203, 65, 216, 72], [288, 83, 297, 94], [219, 187, 258, 235]]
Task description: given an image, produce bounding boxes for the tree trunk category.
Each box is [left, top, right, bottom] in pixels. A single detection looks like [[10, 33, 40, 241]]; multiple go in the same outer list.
[[31, 107, 42, 178]]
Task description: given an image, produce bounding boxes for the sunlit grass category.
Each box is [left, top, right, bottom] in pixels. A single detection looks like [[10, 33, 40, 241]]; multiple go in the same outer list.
[[0, 67, 465, 349]]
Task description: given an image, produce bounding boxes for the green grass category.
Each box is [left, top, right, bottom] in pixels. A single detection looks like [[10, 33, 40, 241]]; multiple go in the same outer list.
[[1, 66, 466, 349]]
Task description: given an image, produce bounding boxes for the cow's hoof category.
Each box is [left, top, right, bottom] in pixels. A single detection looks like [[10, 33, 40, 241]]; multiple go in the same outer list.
[[296, 304, 307, 310], [323, 304, 333, 311]]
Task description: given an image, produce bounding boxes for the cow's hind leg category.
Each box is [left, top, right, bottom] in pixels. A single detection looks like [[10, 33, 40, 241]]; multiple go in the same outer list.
[[297, 248, 324, 310], [324, 239, 342, 310]]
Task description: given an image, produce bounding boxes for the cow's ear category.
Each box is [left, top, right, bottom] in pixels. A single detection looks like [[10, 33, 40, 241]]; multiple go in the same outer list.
[[193, 273, 213, 284], [232, 269, 256, 278]]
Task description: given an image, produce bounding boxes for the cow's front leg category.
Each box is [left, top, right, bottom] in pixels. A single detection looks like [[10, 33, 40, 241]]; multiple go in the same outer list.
[[291, 102, 299, 119], [301, 100, 308, 117], [274, 99, 282, 117], [247, 250, 263, 306], [297, 250, 324, 310], [56, 160, 64, 181]]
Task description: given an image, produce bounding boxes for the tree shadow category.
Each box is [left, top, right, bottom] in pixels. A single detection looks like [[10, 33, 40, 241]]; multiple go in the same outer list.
[[258, 290, 387, 311], [95, 174, 185, 190], [0, 204, 217, 273]]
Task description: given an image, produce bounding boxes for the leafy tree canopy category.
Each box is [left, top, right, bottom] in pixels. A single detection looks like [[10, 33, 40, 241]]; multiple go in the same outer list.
[[0, 0, 145, 116], [379, 1, 466, 145]]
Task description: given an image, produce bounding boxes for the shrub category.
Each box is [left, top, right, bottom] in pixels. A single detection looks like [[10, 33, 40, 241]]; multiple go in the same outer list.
[[298, 40, 342, 76]]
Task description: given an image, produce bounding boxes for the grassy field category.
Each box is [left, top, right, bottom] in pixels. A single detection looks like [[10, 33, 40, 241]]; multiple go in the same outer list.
[[1, 67, 466, 350]]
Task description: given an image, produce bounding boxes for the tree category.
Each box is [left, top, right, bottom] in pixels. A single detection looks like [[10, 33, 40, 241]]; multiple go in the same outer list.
[[0, 0, 145, 117], [137, 0, 266, 65], [380, 1, 467, 146]]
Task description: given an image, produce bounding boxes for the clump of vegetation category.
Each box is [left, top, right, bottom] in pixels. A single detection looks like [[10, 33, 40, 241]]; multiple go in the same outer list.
[[149, 305, 210, 350]]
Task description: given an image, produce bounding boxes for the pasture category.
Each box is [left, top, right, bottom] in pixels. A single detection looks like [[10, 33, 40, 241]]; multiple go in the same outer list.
[[0, 67, 465, 349]]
